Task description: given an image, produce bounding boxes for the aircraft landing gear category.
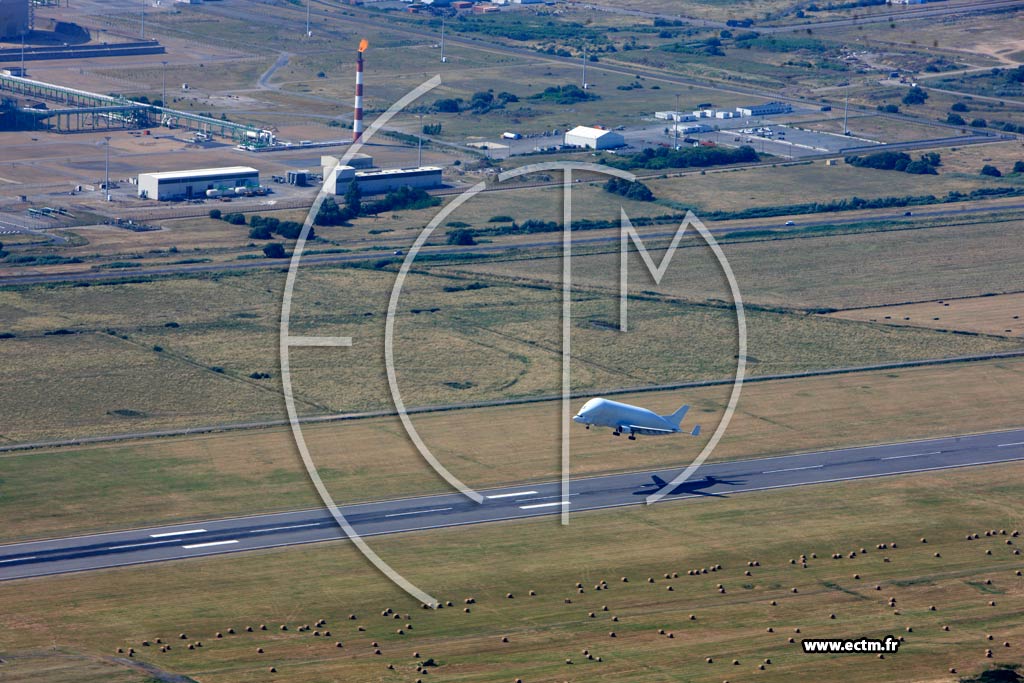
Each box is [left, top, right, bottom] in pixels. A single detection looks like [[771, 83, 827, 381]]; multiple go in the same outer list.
[[628, 434, 636, 440], [612, 430, 621, 436], [585, 424, 590, 430]]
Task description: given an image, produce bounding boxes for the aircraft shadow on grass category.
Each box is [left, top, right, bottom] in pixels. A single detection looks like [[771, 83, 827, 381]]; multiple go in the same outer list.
[[634, 474, 744, 498]]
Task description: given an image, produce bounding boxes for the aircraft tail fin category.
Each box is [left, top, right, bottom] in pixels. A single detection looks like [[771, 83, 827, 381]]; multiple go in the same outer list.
[[652, 474, 668, 488], [661, 404, 689, 428], [691, 424, 701, 437]]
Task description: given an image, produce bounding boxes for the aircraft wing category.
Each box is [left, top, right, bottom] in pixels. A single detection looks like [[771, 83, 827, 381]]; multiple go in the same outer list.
[[623, 424, 678, 436]]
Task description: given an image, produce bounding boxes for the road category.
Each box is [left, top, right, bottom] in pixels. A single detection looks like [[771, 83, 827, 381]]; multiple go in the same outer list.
[[3, 428, 1024, 581]]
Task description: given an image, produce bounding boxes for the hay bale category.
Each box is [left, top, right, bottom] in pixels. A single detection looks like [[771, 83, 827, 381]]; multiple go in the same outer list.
[[732, 659, 740, 665], [397, 629, 404, 635], [990, 601, 997, 606], [216, 633, 223, 639], [565, 658, 573, 665], [853, 574, 860, 580], [506, 593, 514, 599], [934, 552, 941, 558], [794, 628, 801, 633], [767, 627, 774, 633], [621, 577, 628, 582], [279, 625, 288, 631], [589, 612, 596, 618], [770, 600, 778, 606], [689, 614, 697, 621], [564, 598, 573, 604], [791, 588, 799, 593], [179, 634, 187, 640], [374, 649, 382, 655], [667, 586, 674, 591], [921, 538, 927, 543], [269, 667, 276, 673], [1006, 642, 1012, 647], [906, 627, 912, 632], [336, 641, 343, 648], [829, 613, 836, 620], [987, 550, 993, 555], [188, 644, 195, 650], [358, 626, 366, 632], [257, 648, 264, 654], [788, 637, 795, 644], [609, 632, 616, 638], [647, 577, 655, 583], [501, 636, 509, 643], [602, 605, 609, 611], [943, 625, 950, 631], [611, 616, 619, 622], [744, 571, 751, 577], [667, 633, 674, 639], [706, 657, 713, 663], [314, 631, 321, 637], [758, 664, 765, 670], [950, 669, 957, 674]]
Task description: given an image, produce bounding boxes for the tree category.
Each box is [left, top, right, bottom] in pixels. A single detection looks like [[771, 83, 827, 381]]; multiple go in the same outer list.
[[946, 113, 966, 126], [263, 243, 286, 258], [980, 164, 1002, 177], [446, 228, 476, 246], [315, 197, 352, 226], [970, 118, 987, 128], [344, 181, 362, 216], [208, 208, 222, 219], [904, 160, 937, 175], [951, 102, 969, 112], [1013, 161, 1024, 174], [249, 225, 272, 240], [433, 98, 461, 113], [225, 213, 246, 225], [902, 86, 928, 105]]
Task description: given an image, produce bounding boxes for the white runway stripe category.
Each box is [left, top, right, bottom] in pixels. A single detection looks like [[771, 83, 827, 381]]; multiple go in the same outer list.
[[150, 528, 206, 538], [519, 501, 570, 510], [486, 490, 538, 499], [182, 540, 239, 550]]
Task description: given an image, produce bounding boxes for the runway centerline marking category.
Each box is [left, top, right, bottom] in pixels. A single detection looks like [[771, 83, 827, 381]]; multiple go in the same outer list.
[[249, 522, 324, 534], [0, 556, 36, 563], [520, 501, 571, 510], [384, 507, 453, 518], [999, 442, 1024, 447], [882, 451, 942, 460], [150, 528, 207, 538], [182, 540, 239, 550], [515, 493, 580, 503], [763, 465, 824, 474], [486, 490, 538, 499]]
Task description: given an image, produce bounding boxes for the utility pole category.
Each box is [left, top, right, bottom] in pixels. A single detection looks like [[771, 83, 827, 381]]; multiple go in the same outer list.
[[161, 60, 167, 106], [103, 136, 111, 199], [140, 0, 145, 39], [581, 50, 587, 89], [673, 92, 680, 149], [417, 113, 423, 167], [440, 17, 446, 62], [305, 0, 311, 37], [20, 31, 25, 75], [843, 91, 850, 135]]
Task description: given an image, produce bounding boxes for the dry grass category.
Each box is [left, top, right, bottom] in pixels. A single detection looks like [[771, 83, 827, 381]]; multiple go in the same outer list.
[[830, 292, 1024, 338], [445, 216, 1024, 309], [4, 356, 1024, 541], [3, 458, 1024, 682]]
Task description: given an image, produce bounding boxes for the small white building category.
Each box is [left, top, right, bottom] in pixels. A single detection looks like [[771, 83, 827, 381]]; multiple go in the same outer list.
[[138, 166, 259, 200], [563, 125, 625, 150], [737, 102, 793, 117], [326, 166, 443, 196], [715, 110, 739, 119], [674, 123, 711, 134], [655, 110, 697, 122]]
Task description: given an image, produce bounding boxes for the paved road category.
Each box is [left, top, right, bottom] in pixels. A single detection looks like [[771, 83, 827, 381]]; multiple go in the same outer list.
[[3, 429, 1023, 581]]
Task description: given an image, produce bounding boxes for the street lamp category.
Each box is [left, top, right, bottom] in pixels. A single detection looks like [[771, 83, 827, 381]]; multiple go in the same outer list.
[[161, 60, 167, 106]]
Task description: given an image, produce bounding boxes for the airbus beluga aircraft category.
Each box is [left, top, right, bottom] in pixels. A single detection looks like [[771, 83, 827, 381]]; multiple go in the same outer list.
[[573, 397, 701, 440]]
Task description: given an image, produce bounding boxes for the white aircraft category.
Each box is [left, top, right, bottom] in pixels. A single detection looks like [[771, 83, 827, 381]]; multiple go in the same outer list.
[[573, 397, 701, 440]]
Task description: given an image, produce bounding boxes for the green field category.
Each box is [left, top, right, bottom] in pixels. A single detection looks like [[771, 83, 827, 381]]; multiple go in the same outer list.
[[3, 458, 1024, 683], [4, 356, 1024, 542]]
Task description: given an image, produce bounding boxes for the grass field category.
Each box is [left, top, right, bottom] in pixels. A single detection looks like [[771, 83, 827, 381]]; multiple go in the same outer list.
[[4, 356, 1024, 542], [445, 216, 1024, 310], [4, 459, 1024, 682], [830, 292, 1024, 338], [0, 250, 1016, 443]]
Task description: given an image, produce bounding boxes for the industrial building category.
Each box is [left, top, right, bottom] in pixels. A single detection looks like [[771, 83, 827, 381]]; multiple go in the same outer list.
[[325, 165, 442, 196], [737, 102, 793, 117], [137, 166, 259, 200], [563, 125, 625, 150], [0, 0, 29, 40]]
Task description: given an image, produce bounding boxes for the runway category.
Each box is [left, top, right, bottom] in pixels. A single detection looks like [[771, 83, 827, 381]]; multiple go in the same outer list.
[[2, 428, 1024, 581]]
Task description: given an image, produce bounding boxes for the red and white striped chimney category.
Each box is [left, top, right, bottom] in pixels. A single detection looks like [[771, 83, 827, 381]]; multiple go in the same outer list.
[[353, 39, 368, 142]]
